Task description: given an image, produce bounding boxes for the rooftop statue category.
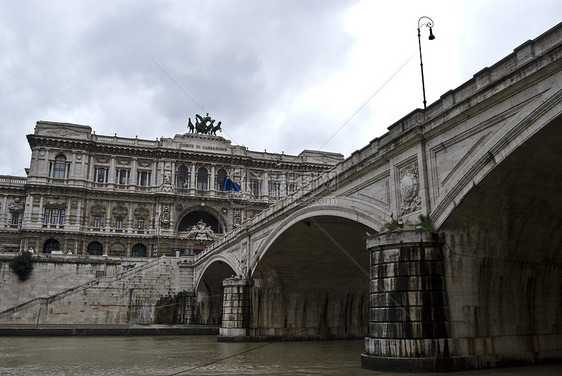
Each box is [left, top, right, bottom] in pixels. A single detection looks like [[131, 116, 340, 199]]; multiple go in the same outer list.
[[187, 113, 222, 135]]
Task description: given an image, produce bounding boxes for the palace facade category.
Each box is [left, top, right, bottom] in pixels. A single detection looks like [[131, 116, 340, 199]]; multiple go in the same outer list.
[[0, 121, 342, 257]]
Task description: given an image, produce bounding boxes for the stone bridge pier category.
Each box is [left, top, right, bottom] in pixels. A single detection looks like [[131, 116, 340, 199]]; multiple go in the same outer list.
[[362, 231, 453, 371]]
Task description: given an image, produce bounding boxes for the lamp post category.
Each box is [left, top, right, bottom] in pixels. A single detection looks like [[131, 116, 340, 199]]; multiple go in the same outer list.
[[417, 16, 435, 110]]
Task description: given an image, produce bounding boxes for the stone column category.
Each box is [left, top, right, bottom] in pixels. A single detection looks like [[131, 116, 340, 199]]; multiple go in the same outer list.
[[210, 165, 215, 192], [190, 163, 196, 189], [109, 156, 116, 184], [218, 277, 253, 341], [362, 231, 453, 372]]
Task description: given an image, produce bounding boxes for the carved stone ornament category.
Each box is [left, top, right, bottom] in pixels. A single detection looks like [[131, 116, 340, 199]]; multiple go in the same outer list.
[[399, 161, 422, 215], [95, 156, 110, 164], [134, 205, 150, 218], [185, 219, 216, 241], [44, 199, 67, 209], [112, 203, 128, 217], [8, 198, 25, 213], [160, 172, 173, 192], [90, 202, 106, 216], [161, 206, 171, 228]]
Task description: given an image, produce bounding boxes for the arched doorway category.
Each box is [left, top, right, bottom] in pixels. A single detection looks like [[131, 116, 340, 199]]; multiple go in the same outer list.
[[178, 210, 222, 233], [43, 238, 60, 253], [87, 241, 103, 255]]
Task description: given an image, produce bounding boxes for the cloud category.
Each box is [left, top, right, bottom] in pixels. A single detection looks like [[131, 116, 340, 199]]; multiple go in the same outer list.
[[0, 0, 561, 175]]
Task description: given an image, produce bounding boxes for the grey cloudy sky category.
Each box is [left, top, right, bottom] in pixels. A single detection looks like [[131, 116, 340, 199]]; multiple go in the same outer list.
[[1, 0, 560, 176]]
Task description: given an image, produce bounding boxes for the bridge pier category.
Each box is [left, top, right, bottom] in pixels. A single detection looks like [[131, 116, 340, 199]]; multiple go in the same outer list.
[[362, 231, 458, 372], [218, 277, 252, 341]]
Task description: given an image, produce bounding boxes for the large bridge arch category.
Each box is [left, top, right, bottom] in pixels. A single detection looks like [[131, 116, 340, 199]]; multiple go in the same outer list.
[[249, 198, 386, 276], [434, 110, 562, 366], [243, 202, 379, 339], [431, 88, 562, 229]]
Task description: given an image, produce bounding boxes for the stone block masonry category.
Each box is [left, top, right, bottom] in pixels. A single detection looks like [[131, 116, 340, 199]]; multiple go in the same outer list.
[[0, 254, 193, 325], [362, 231, 454, 372]]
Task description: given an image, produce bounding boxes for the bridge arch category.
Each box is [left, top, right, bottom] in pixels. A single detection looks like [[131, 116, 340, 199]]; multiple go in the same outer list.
[[431, 89, 562, 228], [193, 255, 237, 325], [434, 108, 562, 365], [244, 199, 379, 339], [250, 198, 385, 275]]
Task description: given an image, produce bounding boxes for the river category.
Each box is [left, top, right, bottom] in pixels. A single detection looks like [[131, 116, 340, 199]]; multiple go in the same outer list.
[[0, 336, 560, 375]]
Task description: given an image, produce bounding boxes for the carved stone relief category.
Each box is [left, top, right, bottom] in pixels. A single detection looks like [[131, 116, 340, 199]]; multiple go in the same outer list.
[[399, 161, 422, 215], [8, 198, 25, 213], [90, 202, 106, 216], [112, 203, 128, 217], [161, 206, 171, 228], [134, 205, 149, 218], [45, 198, 67, 209], [160, 172, 173, 192]]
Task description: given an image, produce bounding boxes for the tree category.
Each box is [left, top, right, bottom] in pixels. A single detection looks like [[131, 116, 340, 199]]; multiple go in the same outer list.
[[9, 252, 34, 281]]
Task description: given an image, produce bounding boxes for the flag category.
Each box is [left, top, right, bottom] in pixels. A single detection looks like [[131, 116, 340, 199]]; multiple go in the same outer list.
[[223, 177, 241, 192]]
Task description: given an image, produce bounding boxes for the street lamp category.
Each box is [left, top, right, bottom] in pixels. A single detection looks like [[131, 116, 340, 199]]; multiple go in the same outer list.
[[417, 16, 435, 110]]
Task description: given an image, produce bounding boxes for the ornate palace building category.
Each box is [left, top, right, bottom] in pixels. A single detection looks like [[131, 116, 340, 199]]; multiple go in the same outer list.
[[0, 119, 342, 257]]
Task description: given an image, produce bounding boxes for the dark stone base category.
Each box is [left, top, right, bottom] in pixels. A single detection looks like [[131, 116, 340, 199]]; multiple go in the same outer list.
[[361, 354, 478, 373], [361, 353, 562, 373]]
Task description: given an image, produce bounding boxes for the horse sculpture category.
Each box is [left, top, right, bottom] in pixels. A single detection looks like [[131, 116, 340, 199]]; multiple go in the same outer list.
[[187, 113, 222, 135]]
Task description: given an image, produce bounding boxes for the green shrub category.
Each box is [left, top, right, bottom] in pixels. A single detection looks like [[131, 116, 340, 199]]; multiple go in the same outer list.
[[9, 252, 34, 281]]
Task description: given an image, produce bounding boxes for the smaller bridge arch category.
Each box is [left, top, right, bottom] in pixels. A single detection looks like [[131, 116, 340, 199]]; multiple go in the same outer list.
[[193, 255, 238, 326]]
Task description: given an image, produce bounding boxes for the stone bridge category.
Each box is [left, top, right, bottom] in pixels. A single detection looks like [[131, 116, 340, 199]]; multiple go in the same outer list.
[[192, 24, 562, 371]]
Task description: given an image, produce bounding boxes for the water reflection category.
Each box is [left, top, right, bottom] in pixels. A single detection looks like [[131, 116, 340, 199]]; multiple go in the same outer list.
[[0, 336, 559, 376]]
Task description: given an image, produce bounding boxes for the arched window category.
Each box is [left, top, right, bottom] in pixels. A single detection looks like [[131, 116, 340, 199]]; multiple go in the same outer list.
[[87, 241, 103, 255], [197, 167, 208, 190], [216, 169, 227, 191], [43, 239, 60, 254], [51, 154, 68, 179], [132, 243, 147, 257], [177, 165, 189, 188]]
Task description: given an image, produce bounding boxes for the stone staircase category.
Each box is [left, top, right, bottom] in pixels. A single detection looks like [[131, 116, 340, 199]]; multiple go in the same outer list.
[[0, 256, 194, 325]]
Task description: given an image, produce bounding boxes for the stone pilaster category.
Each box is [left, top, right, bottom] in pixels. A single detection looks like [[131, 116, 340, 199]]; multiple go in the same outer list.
[[218, 277, 252, 341], [362, 231, 453, 372]]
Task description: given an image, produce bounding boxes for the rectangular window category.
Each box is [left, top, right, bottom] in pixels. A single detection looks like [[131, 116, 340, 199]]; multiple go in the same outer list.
[[137, 171, 151, 186], [59, 209, 65, 225], [50, 208, 58, 225], [93, 216, 101, 228], [287, 183, 296, 194], [116, 169, 130, 185], [95, 167, 108, 183], [269, 181, 280, 197], [54, 164, 66, 179], [137, 219, 144, 229], [116, 217, 123, 229], [44, 208, 50, 224], [11, 213, 19, 225], [250, 181, 261, 196]]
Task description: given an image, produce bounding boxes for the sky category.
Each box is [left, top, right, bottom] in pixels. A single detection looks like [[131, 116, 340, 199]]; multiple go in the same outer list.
[[0, 0, 560, 176]]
